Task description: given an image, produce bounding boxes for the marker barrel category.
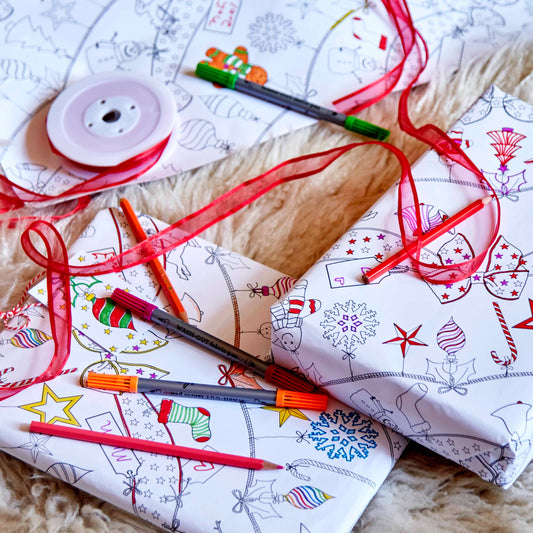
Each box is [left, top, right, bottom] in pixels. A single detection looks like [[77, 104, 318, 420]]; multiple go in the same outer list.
[[138, 377, 278, 404]]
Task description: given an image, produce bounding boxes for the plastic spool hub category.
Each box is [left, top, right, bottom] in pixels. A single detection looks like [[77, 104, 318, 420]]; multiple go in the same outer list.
[[46, 71, 175, 167]]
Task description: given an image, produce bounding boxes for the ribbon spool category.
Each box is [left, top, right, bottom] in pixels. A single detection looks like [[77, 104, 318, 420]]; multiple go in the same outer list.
[[46, 71, 176, 169]]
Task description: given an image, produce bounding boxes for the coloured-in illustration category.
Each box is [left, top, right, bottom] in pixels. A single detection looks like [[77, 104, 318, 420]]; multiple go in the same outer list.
[[320, 299, 378, 363], [426, 317, 475, 395], [0, 328, 52, 349], [232, 479, 332, 518], [309, 409, 379, 461], [247, 276, 297, 298], [270, 85, 533, 489], [383, 323, 428, 374], [158, 399, 212, 442], [271, 280, 321, 354], [482, 128, 527, 200], [19, 383, 82, 426], [201, 46, 268, 84], [2, 203, 404, 532], [513, 298, 533, 330], [483, 236, 529, 300], [490, 301, 518, 375]]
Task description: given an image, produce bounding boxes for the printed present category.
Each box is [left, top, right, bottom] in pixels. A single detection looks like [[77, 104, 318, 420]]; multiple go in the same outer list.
[[271, 85, 533, 488], [0, 207, 408, 533]]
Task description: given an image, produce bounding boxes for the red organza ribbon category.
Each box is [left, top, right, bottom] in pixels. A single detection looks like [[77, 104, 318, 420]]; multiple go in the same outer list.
[[0, 134, 171, 213], [0, 0, 500, 399], [0, 223, 70, 400], [333, 0, 500, 283]]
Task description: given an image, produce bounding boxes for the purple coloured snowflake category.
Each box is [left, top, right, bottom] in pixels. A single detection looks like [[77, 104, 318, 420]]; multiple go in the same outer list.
[[320, 300, 379, 358]]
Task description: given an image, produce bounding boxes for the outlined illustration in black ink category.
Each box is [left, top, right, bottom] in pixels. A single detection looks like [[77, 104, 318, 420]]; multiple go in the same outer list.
[[396, 383, 431, 435]]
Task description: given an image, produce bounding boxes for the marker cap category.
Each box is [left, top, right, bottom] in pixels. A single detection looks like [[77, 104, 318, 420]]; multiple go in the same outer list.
[[344, 115, 390, 141], [275, 390, 328, 411], [195, 62, 238, 89], [84, 372, 139, 393], [264, 364, 316, 393]]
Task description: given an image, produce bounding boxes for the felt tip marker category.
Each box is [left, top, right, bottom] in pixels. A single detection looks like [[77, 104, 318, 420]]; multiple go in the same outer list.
[[195, 62, 390, 142], [110, 288, 317, 393], [83, 372, 328, 410]]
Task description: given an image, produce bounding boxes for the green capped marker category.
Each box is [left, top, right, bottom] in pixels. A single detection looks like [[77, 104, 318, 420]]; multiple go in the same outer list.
[[195, 62, 390, 142]]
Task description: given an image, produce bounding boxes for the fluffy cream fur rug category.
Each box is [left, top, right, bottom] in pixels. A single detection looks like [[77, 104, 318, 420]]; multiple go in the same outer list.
[[0, 40, 532, 533]]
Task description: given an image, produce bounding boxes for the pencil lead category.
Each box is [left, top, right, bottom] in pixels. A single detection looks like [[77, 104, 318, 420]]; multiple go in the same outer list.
[[261, 460, 284, 470]]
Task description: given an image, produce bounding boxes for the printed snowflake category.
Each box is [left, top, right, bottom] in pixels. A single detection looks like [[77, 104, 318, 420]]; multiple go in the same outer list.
[[309, 409, 379, 462], [247, 13, 296, 53], [320, 300, 379, 358]]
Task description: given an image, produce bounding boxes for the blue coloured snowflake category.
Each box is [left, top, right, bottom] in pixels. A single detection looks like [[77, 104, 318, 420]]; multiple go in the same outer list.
[[248, 13, 296, 53], [309, 409, 379, 462], [320, 300, 379, 358]]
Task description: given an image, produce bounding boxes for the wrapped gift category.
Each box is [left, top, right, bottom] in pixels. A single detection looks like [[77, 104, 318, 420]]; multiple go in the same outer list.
[[0, 207, 407, 533], [271, 85, 533, 488]]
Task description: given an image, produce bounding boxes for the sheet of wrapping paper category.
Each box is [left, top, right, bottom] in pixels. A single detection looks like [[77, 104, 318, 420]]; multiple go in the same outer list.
[[0, 206, 407, 533], [271, 85, 533, 488], [0, 0, 532, 204]]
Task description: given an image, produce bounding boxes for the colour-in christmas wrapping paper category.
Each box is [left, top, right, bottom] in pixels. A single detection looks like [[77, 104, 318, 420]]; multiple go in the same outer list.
[[0, 207, 407, 533], [271, 85, 533, 488], [0, 0, 532, 204]]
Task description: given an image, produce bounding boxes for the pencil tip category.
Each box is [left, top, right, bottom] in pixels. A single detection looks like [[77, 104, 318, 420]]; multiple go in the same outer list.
[[261, 460, 284, 470]]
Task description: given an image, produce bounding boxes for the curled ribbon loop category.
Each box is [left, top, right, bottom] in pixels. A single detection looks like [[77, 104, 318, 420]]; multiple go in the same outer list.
[[0, 221, 71, 400], [334, 0, 500, 285]]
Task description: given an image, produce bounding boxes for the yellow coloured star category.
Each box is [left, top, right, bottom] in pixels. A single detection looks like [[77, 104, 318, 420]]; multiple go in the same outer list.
[[20, 383, 82, 426], [262, 406, 309, 427]]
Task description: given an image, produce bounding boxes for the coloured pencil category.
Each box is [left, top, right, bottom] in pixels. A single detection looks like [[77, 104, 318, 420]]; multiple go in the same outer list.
[[119, 198, 189, 322], [362, 196, 494, 283], [110, 288, 317, 393], [83, 372, 328, 410], [30, 421, 283, 471]]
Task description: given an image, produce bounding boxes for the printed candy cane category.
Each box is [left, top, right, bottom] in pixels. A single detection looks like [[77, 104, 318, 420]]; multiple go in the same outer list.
[[286, 458, 376, 488], [490, 301, 518, 376], [0, 367, 77, 388], [0, 271, 46, 330]]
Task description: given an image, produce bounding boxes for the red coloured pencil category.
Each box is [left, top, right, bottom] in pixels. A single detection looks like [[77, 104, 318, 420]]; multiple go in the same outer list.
[[30, 421, 282, 471], [119, 198, 189, 323], [363, 196, 493, 284]]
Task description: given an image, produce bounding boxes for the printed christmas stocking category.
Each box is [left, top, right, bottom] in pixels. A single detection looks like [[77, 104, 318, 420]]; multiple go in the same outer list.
[[158, 399, 212, 442]]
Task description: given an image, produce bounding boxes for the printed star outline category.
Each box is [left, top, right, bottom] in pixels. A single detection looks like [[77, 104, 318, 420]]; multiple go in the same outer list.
[[19, 383, 82, 426], [513, 299, 533, 330], [383, 324, 427, 357]]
